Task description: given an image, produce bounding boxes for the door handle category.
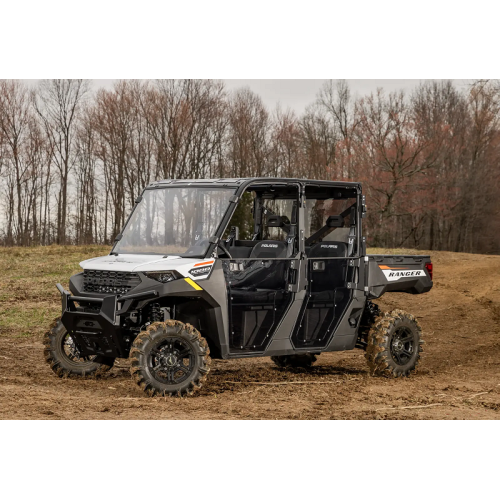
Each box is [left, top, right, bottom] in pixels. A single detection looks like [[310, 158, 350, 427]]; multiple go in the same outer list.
[[312, 261, 325, 271]]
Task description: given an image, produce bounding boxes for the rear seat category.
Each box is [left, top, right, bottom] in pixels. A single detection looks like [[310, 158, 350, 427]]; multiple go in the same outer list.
[[306, 241, 348, 295], [306, 241, 347, 258]]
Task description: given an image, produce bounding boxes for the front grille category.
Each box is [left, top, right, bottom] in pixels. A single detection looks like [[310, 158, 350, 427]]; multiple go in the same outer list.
[[83, 270, 141, 295]]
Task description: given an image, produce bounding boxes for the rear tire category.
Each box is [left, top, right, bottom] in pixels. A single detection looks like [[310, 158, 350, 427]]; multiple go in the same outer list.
[[365, 309, 423, 377], [43, 317, 115, 378], [271, 353, 318, 369], [130, 320, 211, 397]]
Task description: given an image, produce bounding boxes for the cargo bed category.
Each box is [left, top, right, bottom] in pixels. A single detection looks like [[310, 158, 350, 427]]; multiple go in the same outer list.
[[366, 254, 433, 298]]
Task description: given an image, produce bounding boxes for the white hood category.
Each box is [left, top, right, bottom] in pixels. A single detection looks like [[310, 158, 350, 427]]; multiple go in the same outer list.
[[80, 253, 215, 281]]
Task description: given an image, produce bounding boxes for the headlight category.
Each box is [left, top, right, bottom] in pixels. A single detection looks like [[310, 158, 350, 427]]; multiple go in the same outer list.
[[144, 271, 181, 283]]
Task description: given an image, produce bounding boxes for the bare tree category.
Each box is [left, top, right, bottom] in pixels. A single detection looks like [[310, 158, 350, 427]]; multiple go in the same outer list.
[[92, 80, 136, 239], [299, 103, 337, 179], [0, 80, 34, 244], [142, 79, 227, 180], [318, 79, 358, 178], [270, 106, 302, 178], [34, 79, 90, 244], [226, 87, 271, 178]]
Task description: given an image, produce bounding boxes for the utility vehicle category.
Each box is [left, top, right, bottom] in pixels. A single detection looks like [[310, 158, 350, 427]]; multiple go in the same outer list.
[[44, 178, 433, 396]]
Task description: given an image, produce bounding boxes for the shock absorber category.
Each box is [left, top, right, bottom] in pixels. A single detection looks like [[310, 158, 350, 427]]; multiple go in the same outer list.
[[149, 302, 163, 323], [355, 300, 382, 350]]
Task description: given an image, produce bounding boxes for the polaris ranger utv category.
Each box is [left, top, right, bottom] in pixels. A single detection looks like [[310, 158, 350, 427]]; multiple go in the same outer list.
[[44, 178, 433, 396]]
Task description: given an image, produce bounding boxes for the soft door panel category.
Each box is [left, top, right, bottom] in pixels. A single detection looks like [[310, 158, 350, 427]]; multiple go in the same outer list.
[[223, 260, 293, 353], [291, 258, 352, 349]]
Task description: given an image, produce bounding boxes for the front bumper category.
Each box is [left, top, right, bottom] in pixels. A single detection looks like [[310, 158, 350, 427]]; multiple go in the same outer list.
[[57, 283, 158, 358]]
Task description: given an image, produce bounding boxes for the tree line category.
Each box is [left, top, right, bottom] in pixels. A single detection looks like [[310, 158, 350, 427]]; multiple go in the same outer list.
[[0, 79, 499, 253]]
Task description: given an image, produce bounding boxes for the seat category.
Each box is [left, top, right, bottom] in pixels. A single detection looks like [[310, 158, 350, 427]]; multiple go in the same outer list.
[[228, 239, 291, 350], [249, 240, 288, 259], [290, 240, 350, 348], [228, 240, 288, 293], [307, 241, 347, 258], [248, 240, 288, 289], [307, 241, 348, 300]]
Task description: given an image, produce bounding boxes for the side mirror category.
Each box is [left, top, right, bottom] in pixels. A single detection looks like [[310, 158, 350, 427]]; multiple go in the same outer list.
[[226, 226, 239, 244]]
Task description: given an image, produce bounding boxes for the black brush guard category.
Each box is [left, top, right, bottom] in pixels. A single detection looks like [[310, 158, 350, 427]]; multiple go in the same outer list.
[[56, 283, 158, 358]]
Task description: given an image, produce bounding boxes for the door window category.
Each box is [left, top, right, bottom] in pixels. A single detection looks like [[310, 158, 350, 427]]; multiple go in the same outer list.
[[304, 194, 357, 253]]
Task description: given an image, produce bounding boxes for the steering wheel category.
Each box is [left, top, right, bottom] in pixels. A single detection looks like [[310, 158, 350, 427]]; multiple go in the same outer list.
[[184, 238, 210, 256]]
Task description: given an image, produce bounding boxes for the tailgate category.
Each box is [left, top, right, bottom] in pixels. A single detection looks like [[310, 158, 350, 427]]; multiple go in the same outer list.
[[366, 255, 433, 298]]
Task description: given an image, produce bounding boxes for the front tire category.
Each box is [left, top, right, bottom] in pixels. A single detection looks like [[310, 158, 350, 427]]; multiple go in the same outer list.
[[365, 309, 423, 377], [130, 321, 211, 397], [43, 317, 115, 378]]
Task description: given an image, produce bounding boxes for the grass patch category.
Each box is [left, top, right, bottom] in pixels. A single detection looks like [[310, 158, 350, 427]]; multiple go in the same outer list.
[[0, 245, 110, 338], [367, 247, 431, 255], [0, 304, 61, 336]]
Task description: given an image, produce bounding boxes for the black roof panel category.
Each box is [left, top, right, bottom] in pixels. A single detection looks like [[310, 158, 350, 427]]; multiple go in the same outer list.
[[149, 178, 361, 190]]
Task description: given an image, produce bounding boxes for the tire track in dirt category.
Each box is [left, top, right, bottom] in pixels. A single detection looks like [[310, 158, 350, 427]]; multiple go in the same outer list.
[[436, 256, 500, 324]]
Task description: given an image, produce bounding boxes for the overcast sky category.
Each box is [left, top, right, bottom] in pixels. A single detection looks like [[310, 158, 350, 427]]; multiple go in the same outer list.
[[223, 79, 429, 114], [23, 79, 468, 115]]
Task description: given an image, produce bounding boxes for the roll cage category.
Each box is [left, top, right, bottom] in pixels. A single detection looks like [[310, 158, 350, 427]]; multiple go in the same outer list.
[[122, 177, 365, 261]]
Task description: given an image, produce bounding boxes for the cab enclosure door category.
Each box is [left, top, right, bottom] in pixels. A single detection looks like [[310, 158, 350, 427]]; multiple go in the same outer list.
[[222, 184, 299, 354], [291, 185, 359, 349]]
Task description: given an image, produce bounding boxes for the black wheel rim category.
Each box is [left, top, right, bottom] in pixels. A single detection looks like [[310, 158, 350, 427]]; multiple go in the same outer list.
[[149, 337, 195, 385], [390, 326, 415, 366], [62, 333, 96, 363]]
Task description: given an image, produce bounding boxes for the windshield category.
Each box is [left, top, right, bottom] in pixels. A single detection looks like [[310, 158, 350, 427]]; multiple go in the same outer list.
[[114, 187, 235, 257]]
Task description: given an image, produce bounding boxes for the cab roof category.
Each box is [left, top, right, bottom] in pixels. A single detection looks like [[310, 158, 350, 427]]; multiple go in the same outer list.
[[148, 178, 362, 193]]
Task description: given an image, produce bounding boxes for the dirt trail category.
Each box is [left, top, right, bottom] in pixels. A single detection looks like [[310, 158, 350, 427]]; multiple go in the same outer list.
[[0, 249, 499, 419]]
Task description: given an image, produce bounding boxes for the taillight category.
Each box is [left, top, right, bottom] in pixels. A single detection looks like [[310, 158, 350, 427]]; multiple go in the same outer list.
[[425, 262, 433, 280]]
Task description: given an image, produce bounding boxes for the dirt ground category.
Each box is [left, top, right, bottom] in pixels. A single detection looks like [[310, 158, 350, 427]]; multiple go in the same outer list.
[[0, 246, 499, 419]]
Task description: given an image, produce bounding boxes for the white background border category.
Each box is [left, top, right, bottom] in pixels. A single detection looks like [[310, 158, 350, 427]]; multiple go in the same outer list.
[[1, 1, 498, 498]]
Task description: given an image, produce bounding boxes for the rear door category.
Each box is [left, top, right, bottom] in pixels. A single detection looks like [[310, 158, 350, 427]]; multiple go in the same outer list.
[[291, 185, 359, 349]]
